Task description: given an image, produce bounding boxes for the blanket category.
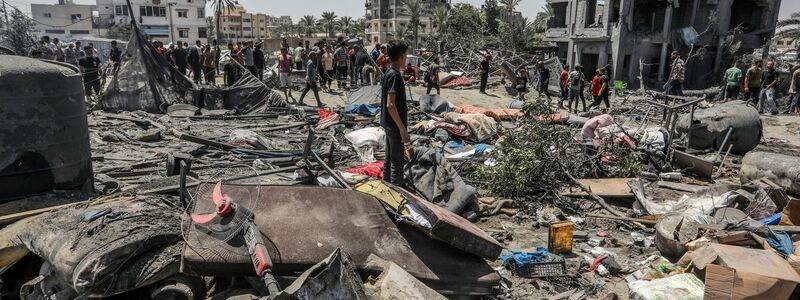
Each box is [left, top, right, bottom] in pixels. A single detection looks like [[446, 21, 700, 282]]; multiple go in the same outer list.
[[444, 112, 498, 143], [404, 147, 477, 213]]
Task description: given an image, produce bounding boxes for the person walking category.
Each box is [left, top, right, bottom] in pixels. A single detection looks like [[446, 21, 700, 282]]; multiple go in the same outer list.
[[744, 60, 762, 106], [479, 54, 490, 94], [723, 61, 743, 102], [203, 45, 216, 85], [65, 43, 78, 66], [188, 40, 203, 83], [78, 45, 102, 103], [52, 38, 65, 62], [380, 40, 411, 186], [536, 60, 552, 101], [254, 43, 266, 81], [213, 40, 221, 75], [334, 42, 349, 89], [425, 58, 441, 95], [109, 40, 122, 74], [515, 68, 530, 101], [559, 65, 569, 109], [759, 60, 780, 115], [666, 51, 685, 96], [298, 52, 323, 107], [278, 47, 294, 101], [355, 46, 369, 86], [567, 65, 586, 113]]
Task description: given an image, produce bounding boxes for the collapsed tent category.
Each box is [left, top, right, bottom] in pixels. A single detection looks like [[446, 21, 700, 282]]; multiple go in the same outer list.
[[100, 24, 284, 114]]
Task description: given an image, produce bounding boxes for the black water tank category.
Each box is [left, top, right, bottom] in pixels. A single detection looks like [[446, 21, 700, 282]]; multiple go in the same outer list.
[[0, 56, 93, 201]]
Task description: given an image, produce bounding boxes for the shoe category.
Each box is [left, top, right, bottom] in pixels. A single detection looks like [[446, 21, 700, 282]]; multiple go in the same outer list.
[[298, 101, 306, 106]]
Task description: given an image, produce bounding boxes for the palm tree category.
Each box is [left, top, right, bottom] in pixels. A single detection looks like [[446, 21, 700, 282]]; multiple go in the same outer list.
[[275, 23, 292, 38], [339, 16, 354, 36], [321, 11, 338, 38], [432, 7, 448, 34], [402, 0, 424, 49], [499, 0, 522, 14], [352, 18, 368, 39], [776, 12, 800, 51], [394, 25, 411, 42], [299, 15, 317, 38], [209, 0, 237, 43], [531, 5, 553, 33]]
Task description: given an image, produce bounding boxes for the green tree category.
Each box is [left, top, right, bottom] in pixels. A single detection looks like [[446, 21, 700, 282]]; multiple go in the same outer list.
[[432, 7, 448, 35], [531, 5, 553, 33], [402, 0, 424, 49], [338, 16, 353, 36], [394, 24, 411, 42], [209, 0, 236, 43], [299, 15, 317, 37], [275, 23, 294, 38], [352, 18, 368, 39], [499, 0, 522, 14], [321, 11, 337, 38], [205, 16, 215, 42], [484, 0, 500, 34], [105, 23, 132, 40], [0, 8, 37, 55]]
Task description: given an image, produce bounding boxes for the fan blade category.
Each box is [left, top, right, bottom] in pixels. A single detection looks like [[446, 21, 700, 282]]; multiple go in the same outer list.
[[212, 181, 225, 206], [191, 212, 218, 224]]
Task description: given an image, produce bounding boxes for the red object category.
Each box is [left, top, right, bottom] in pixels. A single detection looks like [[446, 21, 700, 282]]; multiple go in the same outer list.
[[597, 229, 608, 237], [454, 104, 524, 121], [318, 109, 336, 119], [191, 181, 232, 224], [582, 255, 608, 273], [560, 70, 569, 86], [345, 161, 384, 179], [253, 244, 269, 276], [441, 76, 472, 88], [591, 75, 602, 96]]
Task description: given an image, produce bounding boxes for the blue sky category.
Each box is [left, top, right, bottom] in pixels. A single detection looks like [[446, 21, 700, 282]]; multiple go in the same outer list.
[[10, 0, 800, 21]]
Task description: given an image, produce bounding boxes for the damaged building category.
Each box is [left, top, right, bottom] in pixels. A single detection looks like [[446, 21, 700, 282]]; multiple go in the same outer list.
[[544, 0, 782, 89]]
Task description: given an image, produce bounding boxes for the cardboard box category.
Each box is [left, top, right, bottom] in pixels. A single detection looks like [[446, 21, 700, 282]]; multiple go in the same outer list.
[[688, 243, 800, 300], [548, 221, 574, 254]]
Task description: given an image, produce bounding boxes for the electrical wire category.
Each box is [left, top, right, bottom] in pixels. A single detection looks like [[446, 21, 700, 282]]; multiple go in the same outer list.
[[2, 1, 95, 28]]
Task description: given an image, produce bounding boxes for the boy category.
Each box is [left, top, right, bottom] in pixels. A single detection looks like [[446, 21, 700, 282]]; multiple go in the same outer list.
[[381, 40, 411, 185], [723, 61, 743, 102], [298, 52, 323, 107]]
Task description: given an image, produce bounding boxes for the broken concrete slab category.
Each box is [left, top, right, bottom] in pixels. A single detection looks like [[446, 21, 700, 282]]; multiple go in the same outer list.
[[676, 100, 762, 154], [741, 151, 800, 196]]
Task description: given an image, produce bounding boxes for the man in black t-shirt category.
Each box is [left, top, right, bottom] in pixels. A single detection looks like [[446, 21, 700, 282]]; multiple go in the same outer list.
[[109, 40, 122, 73], [78, 46, 102, 103], [172, 41, 188, 76], [759, 60, 780, 115], [380, 40, 411, 185], [479, 54, 490, 94]]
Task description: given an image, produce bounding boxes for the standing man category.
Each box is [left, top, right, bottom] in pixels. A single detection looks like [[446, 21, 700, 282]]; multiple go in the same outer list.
[[590, 68, 610, 109], [213, 40, 221, 75], [65, 43, 78, 66], [479, 54, 490, 94], [425, 57, 441, 95], [223, 57, 238, 87], [52, 38, 65, 62], [536, 60, 552, 101], [203, 44, 217, 85], [759, 60, 780, 115], [188, 40, 203, 83], [278, 47, 295, 102], [355, 46, 369, 86], [172, 41, 188, 76], [254, 43, 266, 81], [334, 42, 349, 90], [321, 45, 335, 92], [744, 60, 763, 106], [789, 65, 800, 115], [298, 52, 323, 107], [78, 45, 102, 103], [723, 61, 743, 102], [294, 42, 305, 70], [567, 65, 585, 113], [559, 65, 569, 108], [75, 41, 86, 58], [666, 51, 685, 96], [381, 40, 411, 186], [109, 40, 122, 73], [238, 41, 256, 77]]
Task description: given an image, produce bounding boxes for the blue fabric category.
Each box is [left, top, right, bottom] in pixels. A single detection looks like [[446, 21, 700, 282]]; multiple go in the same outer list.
[[446, 139, 465, 149], [84, 209, 112, 222], [501, 247, 549, 265], [761, 213, 783, 225], [344, 103, 381, 116], [474, 144, 491, 155], [767, 230, 794, 257]]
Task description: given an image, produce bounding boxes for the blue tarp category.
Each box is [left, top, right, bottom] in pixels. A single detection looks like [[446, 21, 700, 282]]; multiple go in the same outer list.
[[344, 103, 381, 116]]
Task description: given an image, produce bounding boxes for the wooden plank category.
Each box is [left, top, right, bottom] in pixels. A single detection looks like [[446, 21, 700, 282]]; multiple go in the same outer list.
[[560, 178, 635, 198], [0, 201, 87, 226], [657, 181, 707, 193]]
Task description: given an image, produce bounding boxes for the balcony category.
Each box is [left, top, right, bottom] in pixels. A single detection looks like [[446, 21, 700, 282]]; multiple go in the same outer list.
[[544, 28, 568, 39]]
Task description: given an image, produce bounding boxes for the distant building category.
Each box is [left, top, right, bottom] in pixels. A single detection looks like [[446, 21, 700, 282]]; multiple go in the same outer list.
[[364, 0, 450, 44], [31, 1, 99, 41], [267, 15, 293, 35], [543, 0, 783, 89], [773, 37, 799, 52], [219, 5, 269, 42], [95, 0, 207, 43]]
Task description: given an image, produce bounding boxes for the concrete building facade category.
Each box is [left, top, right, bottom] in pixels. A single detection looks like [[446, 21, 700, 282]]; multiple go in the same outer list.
[[267, 15, 293, 34], [95, 0, 207, 43], [31, 2, 100, 41], [219, 5, 270, 42], [544, 0, 782, 89], [365, 0, 450, 44]]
